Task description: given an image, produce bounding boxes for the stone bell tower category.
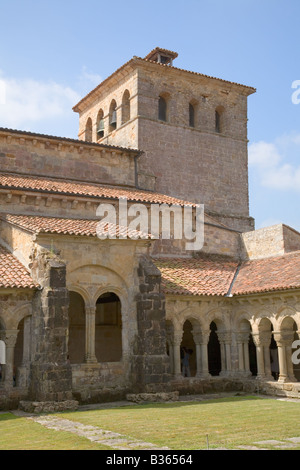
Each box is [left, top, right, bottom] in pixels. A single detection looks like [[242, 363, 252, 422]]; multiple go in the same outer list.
[[73, 47, 256, 232]]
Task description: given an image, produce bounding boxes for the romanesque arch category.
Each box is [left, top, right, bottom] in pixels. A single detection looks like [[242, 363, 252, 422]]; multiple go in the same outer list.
[[68, 291, 86, 365], [95, 291, 122, 362]]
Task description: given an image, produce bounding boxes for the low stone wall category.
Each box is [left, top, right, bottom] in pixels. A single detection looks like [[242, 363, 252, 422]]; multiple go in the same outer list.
[[126, 391, 179, 403], [171, 377, 300, 399], [19, 400, 79, 414]]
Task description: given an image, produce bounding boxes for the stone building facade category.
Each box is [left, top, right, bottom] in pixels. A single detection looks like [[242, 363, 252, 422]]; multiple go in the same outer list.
[[0, 48, 300, 410]]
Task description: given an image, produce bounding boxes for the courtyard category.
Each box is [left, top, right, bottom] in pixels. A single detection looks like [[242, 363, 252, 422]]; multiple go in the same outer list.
[[1, 394, 300, 450]]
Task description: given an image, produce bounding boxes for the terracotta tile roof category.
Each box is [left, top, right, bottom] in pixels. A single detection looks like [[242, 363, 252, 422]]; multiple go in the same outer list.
[[0, 245, 38, 289], [0, 172, 196, 207], [3, 214, 153, 240], [153, 251, 300, 298], [231, 251, 300, 295], [152, 255, 239, 297]]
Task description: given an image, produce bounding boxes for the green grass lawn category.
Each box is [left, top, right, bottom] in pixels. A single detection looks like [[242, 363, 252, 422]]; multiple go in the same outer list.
[[0, 413, 110, 450], [59, 396, 300, 450], [1, 396, 300, 450]]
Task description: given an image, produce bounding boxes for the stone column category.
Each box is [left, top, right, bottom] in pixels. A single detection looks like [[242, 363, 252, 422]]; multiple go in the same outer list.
[[85, 305, 97, 364], [252, 333, 266, 379], [273, 332, 288, 383], [263, 332, 273, 381], [218, 331, 232, 376], [3, 330, 19, 388], [236, 332, 251, 376], [199, 330, 210, 378], [173, 331, 183, 378], [274, 331, 296, 383]]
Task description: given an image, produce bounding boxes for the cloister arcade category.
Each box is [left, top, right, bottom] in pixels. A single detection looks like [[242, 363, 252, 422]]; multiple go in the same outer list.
[[0, 297, 300, 392], [165, 304, 300, 384]]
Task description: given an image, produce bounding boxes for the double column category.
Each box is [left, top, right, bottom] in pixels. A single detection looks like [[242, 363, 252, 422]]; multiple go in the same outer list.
[[236, 332, 251, 377], [273, 331, 296, 383], [0, 329, 19, 388], [85, 305, 97, 364], [170, 328, 211, 378]]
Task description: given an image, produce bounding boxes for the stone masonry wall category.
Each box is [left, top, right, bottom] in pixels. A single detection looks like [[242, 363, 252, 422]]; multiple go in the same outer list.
[[29, 249, 73, 402], [132, 256, 171, 393]]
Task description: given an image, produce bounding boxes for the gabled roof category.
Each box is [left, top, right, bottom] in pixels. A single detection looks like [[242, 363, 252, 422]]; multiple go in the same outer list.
[[0, 245, 38, 289]]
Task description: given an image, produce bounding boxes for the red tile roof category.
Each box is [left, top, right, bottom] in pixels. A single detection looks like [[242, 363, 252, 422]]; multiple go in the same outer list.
[[231, 251, 300, 295], [0, 245, 38, 289], [3, 214, 153, 240], [0, 172, 196, 207], [152, 255, 239, 296], [154, 251, 300, 297]]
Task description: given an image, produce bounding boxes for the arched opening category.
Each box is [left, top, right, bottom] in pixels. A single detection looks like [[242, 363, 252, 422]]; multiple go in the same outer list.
[[158, 94, 168, 122], [95, 292, 122, 362], [189, 100, 198, 128], [109, 100, 117, 132], [180, 320, 196, 377], [215, 106, 224, 133], [96, 109, 105, 140], [208, 321, 221, 376], [280, 316, 299, 382], [122, 90, 130, 124], [249, 334, 258, 376], [68, 291, 86, 364], [85, 117, 93, 142]]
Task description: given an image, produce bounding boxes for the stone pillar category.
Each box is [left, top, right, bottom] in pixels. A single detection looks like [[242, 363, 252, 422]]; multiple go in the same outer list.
[[3, 330, 19, 388], [85, 305, 97, 364], [29, 251, 73, 402], [132, 256, 171, 393]]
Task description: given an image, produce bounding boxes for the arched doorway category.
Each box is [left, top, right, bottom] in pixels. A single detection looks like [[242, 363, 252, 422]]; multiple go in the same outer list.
[[180, 320, 196, 377], [68, 291, 86, 364], [208, 321, 221, 376], [95, 292, 122, 362]]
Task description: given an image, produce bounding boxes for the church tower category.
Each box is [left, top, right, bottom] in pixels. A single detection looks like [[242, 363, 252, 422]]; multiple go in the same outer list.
[[73, 47, 256, 232]]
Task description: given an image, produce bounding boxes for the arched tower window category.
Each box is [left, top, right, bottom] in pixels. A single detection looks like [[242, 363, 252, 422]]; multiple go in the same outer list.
[[109, 100, 117, 132], [189, 103, 195, 128], [96, 109, 105, 140], [122, 90, 130, 125], [158, 95, 168, 122], [85, 117, 93, 142], [215, 106, 225, 133]]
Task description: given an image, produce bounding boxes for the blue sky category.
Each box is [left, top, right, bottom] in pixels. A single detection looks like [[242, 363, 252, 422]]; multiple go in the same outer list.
[[0, 0, 300, 232]]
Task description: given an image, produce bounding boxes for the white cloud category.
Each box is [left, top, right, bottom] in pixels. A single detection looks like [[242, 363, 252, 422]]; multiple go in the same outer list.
[[249, 135, 300, 191], [0, 73, 81, 131]]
